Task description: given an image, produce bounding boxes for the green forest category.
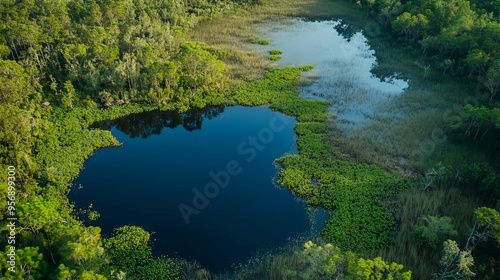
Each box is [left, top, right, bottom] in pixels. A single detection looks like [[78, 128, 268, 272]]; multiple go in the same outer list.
[[0, 0, 499, 279]]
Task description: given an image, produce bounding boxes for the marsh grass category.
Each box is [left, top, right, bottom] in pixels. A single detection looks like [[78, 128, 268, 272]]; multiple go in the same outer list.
[[366, 185, 482, 279]]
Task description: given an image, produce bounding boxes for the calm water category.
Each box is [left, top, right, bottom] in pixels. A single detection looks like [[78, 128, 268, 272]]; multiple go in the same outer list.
[[257, 19, 408, 132], [69, 106, 315, 272]]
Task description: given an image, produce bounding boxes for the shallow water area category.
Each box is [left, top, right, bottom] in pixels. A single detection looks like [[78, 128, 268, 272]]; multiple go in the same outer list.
[[256, 18, 408, 132], [69, 106, 321, 272]]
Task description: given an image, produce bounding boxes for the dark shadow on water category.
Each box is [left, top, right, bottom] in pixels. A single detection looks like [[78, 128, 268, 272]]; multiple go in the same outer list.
[[333, 19, 359, 41], [91, 105, 225, 138]]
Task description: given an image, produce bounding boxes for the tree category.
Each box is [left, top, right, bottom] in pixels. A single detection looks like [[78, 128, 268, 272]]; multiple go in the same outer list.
[[178, 43, 228, 98], [61, 80, 76, 109], [378, 0, 403, 28], [415, 0, 476, 36], [413, 216, 458, 249], [460, 163, 500, 198], [435, 208, 500, 279], [146, 61, 179, 106], [52, 264, 77, 280], [0, 106, 37, 167], [465, 207, 500, 250], [392, 12, 429, 43], [482, 62, 500, 103], [352, 257, 412, 280], [0, 58, 42, 168], [454, 105, 500, 141], [464, 49, 490, 77], [17, 200, 67, 235], [435, 240, 475, 280], [0, 59, 38, 107], [281, 241, 412, 279], [0, 246, 48, 280], [57, 226, 106, 272]]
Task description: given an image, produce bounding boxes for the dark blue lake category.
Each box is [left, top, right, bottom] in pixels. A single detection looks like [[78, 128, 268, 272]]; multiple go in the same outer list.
[[69, 105, 316, 272]]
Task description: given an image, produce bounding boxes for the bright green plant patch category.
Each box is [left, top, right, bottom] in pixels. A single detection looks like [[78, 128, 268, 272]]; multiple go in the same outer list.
[[269, 55, 281, 61]]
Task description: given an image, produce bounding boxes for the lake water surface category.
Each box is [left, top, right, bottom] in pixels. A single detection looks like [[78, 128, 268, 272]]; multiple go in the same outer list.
[[70, 106, 317, 272], [257, 19, 408, 132]]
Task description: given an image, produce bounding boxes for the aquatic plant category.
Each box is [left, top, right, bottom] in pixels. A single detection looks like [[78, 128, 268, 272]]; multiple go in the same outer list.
[[299, 64, 314, 71], [268, 49, 283, 55], [269, 55, 281, 61]]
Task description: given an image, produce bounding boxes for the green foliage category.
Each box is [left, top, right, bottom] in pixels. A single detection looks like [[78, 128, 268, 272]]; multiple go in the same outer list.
[[278, 167, 315, 197], [435, 240, 475, 280], [0, 59, 40, 108], [297, 134, 333, 160], [392, 12, 429, 43], [269, 55, 281, 61], [105, 226, 150, 252], [459, 163, 500, 198], [0, 246, 48, 280], [264, 241, 412, 279], [0, 0, 239, 108], [268, 49, 283, 55], [298, 64, 314, 71], [449, 105, 500, 160], [413, 216, 458, 249], [0, 59, 42, 167], [354, 0, 500, 98], [134, 257, 180, 280], [250, 37, 269, 45], [178, 43, 229, 97], [57, 226, 106, 271], [294, 122, 328, 135], [52, 264, 77, 279], [17, 200, 67, 234], [351, 257, 412, 280], [227, 67, 303, 106], [277, 155, 398, 251], [104, 226, 180, 280], [473, 207, 500, 244]]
